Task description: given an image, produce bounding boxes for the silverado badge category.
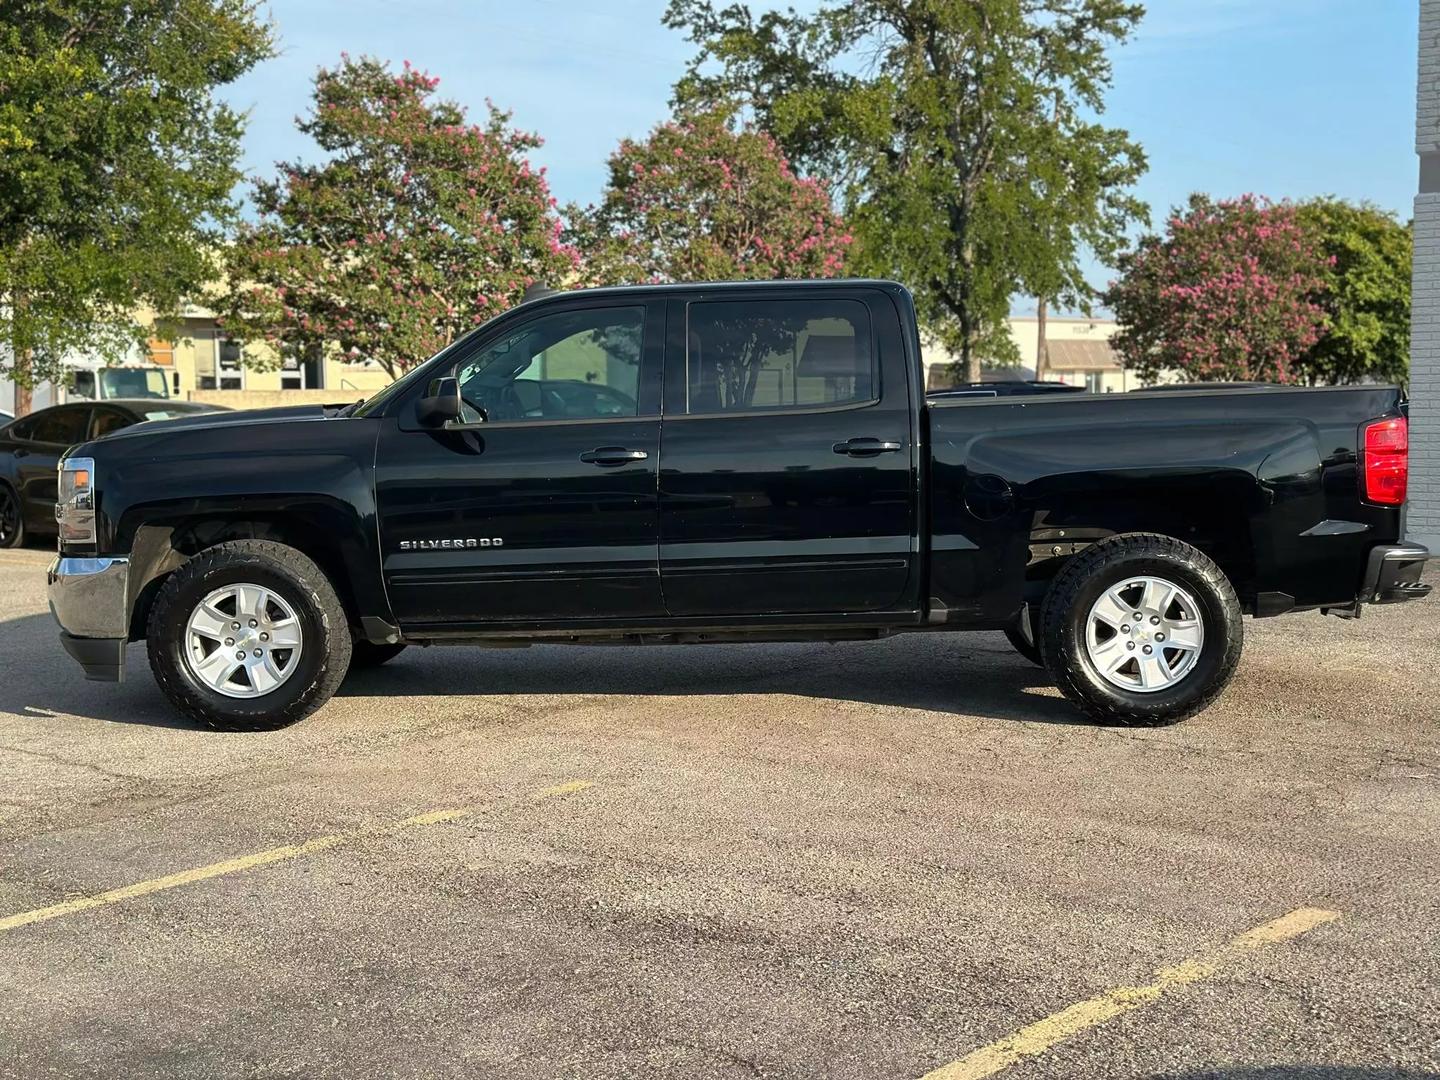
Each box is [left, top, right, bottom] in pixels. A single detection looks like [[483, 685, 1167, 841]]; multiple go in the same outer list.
[[399, 538, 503, 551]]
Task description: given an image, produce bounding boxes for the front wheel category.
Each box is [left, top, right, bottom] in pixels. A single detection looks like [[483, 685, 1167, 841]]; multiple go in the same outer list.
[[1040, 533, 1242, 726], [147, 540, 352, 731]]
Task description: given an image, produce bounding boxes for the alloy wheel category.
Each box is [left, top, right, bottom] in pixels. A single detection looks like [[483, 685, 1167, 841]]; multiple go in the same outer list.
[[1083, 575, 1205, 693], [183, 582, 304, 698]]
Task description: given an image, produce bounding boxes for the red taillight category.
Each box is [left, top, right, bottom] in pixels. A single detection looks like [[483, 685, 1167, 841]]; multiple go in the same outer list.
[[1363, 417, 1408, 506]]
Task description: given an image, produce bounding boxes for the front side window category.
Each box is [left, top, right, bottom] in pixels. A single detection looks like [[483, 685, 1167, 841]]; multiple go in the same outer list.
[[685, 299, 874, 415], [454, 306, 644, 423]]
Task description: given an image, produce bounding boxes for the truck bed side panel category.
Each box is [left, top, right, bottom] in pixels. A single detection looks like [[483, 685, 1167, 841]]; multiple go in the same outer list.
[[926, 386, 1405, 623]]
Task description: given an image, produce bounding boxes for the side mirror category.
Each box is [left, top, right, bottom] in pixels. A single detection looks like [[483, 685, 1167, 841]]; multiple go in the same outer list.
[[416, 376, 462, 427]]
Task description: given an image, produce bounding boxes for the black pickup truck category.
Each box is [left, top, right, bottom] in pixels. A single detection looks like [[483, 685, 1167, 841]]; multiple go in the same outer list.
[[47, 280, 1430, 730]]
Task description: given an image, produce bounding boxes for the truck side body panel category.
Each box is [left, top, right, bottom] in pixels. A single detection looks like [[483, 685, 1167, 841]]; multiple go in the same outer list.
[[85, 410, 390, 632], [927, 385, 1406, 623]]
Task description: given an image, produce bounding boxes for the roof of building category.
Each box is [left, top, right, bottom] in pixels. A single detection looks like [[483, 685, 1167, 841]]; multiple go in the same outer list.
[[1045, 338, 1121, 371]]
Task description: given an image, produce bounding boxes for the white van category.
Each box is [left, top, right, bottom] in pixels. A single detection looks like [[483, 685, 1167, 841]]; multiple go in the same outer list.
[[66, 363, 172, 402]]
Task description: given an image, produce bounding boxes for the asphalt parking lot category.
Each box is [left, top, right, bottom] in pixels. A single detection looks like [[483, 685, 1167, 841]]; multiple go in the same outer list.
[[1, 543, 1437, 1080]]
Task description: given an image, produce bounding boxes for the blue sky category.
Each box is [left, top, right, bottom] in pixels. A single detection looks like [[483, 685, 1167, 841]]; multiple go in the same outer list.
[[223, 0, 1418, 304]]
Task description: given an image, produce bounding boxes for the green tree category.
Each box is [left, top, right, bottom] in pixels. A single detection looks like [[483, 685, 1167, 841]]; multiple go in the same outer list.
[[0, 0, 273, 414], [568, 108, 853, 407], [569, 108, 852, 285], [221, 56, 578, 383], [1104, 194, 1331, 383], [664, 0, 1148, 380], [1295, 198, 1411, 387]]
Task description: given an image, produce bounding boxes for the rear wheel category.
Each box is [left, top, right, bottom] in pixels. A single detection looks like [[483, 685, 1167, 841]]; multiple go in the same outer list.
[[147, 540, 351, 731], [0, 484, 24, 548], [1040, 533, 1242, 726]]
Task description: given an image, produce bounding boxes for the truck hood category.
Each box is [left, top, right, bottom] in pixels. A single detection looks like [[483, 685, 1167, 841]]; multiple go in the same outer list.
[[103, 403, 331, 441]]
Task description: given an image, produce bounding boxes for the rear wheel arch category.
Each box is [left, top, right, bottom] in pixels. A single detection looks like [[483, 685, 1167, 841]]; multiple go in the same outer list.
[[1019, 487, 1258, 613]]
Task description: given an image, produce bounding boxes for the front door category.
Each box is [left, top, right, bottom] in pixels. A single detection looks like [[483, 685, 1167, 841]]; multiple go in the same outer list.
[[375, 299, 665, 629], [657, 289, 917, 617]]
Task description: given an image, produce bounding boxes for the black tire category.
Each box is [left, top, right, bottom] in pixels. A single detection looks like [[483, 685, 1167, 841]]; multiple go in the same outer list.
[[1003, 621, 1044, 667], [0, 483, 24, 549], [350, 641, 407, 668], [146, 540, 352, 731], [1040, 533, 1242, 726]]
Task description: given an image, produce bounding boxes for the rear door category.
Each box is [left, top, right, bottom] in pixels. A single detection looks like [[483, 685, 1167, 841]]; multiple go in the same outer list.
[[375, 297, 667, 628], [9, 406, 92, 529], [657, 287, 918, 617]]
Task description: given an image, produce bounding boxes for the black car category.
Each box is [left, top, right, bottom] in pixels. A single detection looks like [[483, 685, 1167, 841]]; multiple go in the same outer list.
[[0, 399, 227, 547]]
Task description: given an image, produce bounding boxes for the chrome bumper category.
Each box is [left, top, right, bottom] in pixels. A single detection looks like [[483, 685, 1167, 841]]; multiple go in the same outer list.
[[1361, 542, 1431, 605], [48, 556, 130, 682]]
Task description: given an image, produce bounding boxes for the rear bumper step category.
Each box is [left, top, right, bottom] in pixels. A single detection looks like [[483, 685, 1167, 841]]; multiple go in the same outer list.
[[1363, 542, 1432, 604]]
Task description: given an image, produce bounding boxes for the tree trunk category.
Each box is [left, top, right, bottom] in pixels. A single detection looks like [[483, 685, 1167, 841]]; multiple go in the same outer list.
[[1035, 298, 1049, 380], [959, 308, 981, 384], [10, 288, 32, 416], [14, 363, 32, 417], [965, 344, 981, 384]]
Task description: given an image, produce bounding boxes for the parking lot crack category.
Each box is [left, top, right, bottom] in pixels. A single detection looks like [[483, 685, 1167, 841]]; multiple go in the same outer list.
[[0, 742, 148, 784]]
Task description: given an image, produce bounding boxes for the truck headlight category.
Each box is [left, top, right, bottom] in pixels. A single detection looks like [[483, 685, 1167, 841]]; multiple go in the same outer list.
[[56, 457, 97, 544]]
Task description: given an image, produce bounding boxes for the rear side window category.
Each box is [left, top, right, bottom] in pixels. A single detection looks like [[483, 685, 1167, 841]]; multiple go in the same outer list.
[[685, 298, 874, 415], [14, 407, 91, 445]]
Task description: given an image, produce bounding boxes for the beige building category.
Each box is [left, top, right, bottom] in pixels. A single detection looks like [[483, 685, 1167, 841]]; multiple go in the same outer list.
[[153, 301, 394, 409], [923, 313, 1161, 393]]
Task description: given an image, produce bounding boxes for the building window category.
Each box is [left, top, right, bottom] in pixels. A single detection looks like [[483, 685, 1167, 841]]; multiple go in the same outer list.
[[218, 338, 244, 390], [1085, 371, 1105, 394], [193, 328, 245, 390]]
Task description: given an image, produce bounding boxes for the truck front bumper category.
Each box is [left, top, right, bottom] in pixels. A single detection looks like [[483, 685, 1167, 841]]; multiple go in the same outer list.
[[48, 556, 129, 682]]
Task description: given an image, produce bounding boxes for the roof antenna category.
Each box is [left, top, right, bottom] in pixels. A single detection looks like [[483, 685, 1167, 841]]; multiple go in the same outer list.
[[522, 283, 556, 303]]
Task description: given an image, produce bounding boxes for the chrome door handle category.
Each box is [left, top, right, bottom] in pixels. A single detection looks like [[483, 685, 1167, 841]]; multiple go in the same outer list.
[[579, 446, 649, 466], [833, 437, 902, 456]]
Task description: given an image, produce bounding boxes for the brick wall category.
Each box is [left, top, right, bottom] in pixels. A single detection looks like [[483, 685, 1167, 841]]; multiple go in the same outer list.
[[1413, 1, 1440, 549]]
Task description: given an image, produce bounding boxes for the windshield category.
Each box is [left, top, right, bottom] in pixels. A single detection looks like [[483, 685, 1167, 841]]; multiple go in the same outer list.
[[100, 368, 169, 399]]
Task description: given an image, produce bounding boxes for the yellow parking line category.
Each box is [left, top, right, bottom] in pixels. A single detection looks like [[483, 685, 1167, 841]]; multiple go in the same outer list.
[[919, 907, 1340, 1080], [0, 780, 593, 935]]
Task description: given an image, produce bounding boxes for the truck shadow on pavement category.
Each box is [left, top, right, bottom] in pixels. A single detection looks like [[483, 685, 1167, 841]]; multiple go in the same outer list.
[[0, 609, 1085, 730]]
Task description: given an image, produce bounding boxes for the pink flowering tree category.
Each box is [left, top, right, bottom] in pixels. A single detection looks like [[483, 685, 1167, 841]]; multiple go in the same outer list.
[[569, 109, 852, 285], [221, 56, 578, 381], [1104, 194, 1332, 383]]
